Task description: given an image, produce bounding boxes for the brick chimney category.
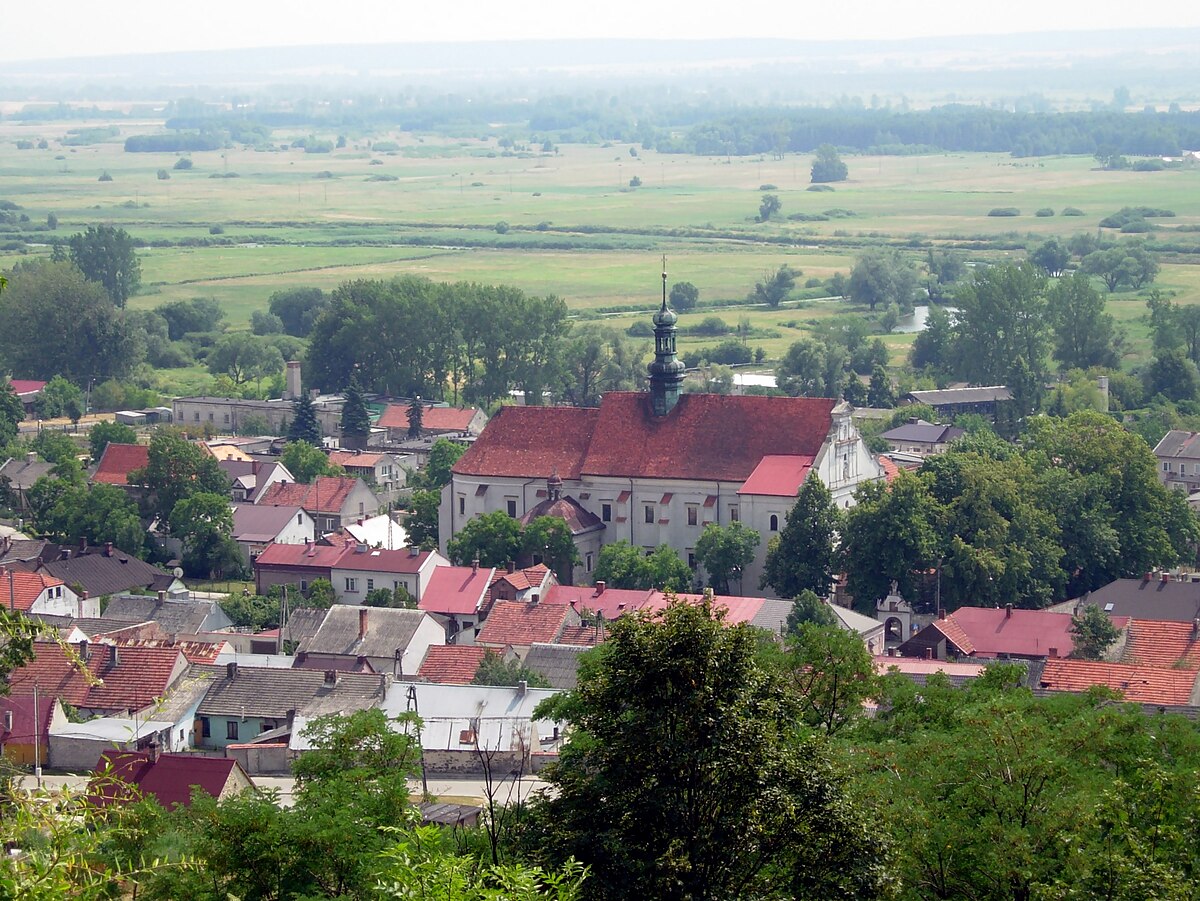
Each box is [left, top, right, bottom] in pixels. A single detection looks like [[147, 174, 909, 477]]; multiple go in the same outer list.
[[472, 556, 479, 574], [147, 741, 160, 764], [358, 607, 368, 640], [226, 661, 238, 680], [595, 581, 606, 596], [323, 669, 337, 686], [104, 542, 114, 558], [1048, 647, 1058, 658], [1005, 603, 1013, 619]]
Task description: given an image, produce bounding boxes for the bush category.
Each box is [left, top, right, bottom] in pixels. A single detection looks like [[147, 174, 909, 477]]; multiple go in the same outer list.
[[627, 321, 654, 337], [987, 207, 1021, 217], [173, 157, 193, 170], [1062, 206, 1085, 216], [705, 339, 753, 365], [691, 316, 731, 336], [1121, 220, 1154, 233], [494, 221, 509, 234], [1035, 208, 1055, 217], [806, 184, 835, 192], [156, 168, 170, 180], [628, 175, 641, 187], [209, 225, 224, 235], [758, 184, 778, 190], [365, 173, 398, 182], [787, 213, 829, 222], [98, 172, 113, 182], [1132, 159, 1165, 171], [368, 158, 383, 165], [1099, 206, 1175, 228], [822, 208, 856, 218]]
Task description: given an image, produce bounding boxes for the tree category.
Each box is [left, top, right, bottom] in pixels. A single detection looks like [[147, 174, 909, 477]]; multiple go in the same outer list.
[[758, 193, 781, 222], [787, 623, 879, 735], [695, 521, 760, 594], [1144, 347, 1199, 403], [0, 381, 23, 447], [776, 338, 844, 399], [339, 369, 372, 445], [560, 325, 647, 407], [592, 540, 691, 592], [29, 430, 78, 465], [405, 488, 442, 549], [424, 438, 466, 489], [68, 224, 141, 306], [751, 264, 795, 307], [668, 281, 699, 312], [206, 333, 284, 388], [88, 421, 137, 463], [249, 309, 284, 335], [785, 589, 836, 634], [473, 649, 551, 688], [131, 429, 230, 524], [0, 261, 141, 383], [867, 364, 895, 408], [521, 516, 581, 584], [34, 375, 85, 421], [810, 143, 848, 183], [761, 476, 840, 600], [169, 491, 242, 579], [364, 585, 415, 608], [1046, 271, 1120, 370], [287, 392, 322, 446], [1070, 605, 1120, 660], [1029, 237, 1071, 277], [280, 440, 341, 484], [156, 296, 224, 340], [848, 250, 920, 313], [924, 249, 967, 302], [1082, 243, 1159, 292], [447, 511, 524, 567], [524, 598, 887, 901], [406, 396, 423, 439], [911, 303, 953, 374]]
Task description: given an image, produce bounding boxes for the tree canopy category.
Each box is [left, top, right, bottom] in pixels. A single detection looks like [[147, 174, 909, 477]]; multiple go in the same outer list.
[[68, 224, 141, 306]]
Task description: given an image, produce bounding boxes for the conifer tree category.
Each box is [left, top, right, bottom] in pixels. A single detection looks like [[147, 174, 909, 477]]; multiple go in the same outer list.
[[407, 395, 424, 439], [340, 370, 371, 446], [288, 392, 322, 447], [761, 475, 841, 599]]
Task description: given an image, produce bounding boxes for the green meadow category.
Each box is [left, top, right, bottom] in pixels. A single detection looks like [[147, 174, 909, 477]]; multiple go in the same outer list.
[[2, 119, 1200, 370]]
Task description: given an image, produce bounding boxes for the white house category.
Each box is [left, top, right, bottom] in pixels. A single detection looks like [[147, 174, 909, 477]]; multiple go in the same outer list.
[[0, 568, 94, 618], [331, 545, 449, 604]]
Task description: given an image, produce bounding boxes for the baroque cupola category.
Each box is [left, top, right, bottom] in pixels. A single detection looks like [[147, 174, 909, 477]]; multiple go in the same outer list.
[[647, 260, 685, 416]]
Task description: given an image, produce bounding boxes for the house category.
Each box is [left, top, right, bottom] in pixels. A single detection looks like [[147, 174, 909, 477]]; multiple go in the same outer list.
[[417, 645, 490, 684], [827, 603, 887, 655], [523, 643, 589, 689], [232, 504, 314, 566], [0, 567, 92, 617], [903, 386, 1013, 421], [0, 692, 63, 766], [330, 544, 447, 604], [340, 513, 409, 550], [1119, 618, 1200, 668], [377, 404, 487, 441], [898, 605, 1129, 662], [1037, 658, 1200, 707], [253, 540, 345, 595], [542, 582, 655, 622], [0, 454, 55, 511], [194, 663, 386, 750], [295, 606, 445, 676], [8, 641, 188, 718], [91, 748, 255, 808], [327, 450, 408, 501], [488, 564, 555, 604], [0, 535, 57, 568], [257, 476, 382, 534], [219, 459, 293, 503], [476, 600, 582, 659], [874, 654, 988, 688], [9, 379, 47, 417], [90, 442, 150, 488], [1070, 574, 1200, 624], [1152, 430, 1200, 493], [879, 419, 965, 456], [51, 712, 179, 771], [418, 563, 496, 644], [99, 593, 233, 635], [34, 545, 181, 598]]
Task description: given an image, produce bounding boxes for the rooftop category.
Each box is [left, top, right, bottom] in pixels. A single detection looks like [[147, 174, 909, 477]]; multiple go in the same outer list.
[[92, 751, 250, 809], [328, 450, 387, 468], [880, 421, 966, 444], [38, 549, 172, 597], [419, 565, 494, 616], [91, 443, 150, 486], [232, 504, 308, 543], [452, 405, 599, 480], [0, 568, 67, 611], [737, 454, 816, 497], [476, 600, 575, 648], [524, 642, 589, 689], [258, 477, 364, 515], [1153, 430, 1200, 459], [302, 606, 432, 661], [1039, 659, 1200, 706], [416, 645, 489, 684], [333, 545, 435, 574], [907, 386, 1013, 406], [1078, 577, 1200, 623], [196, 664, 385, 719], [378, 404, 480, 433], [9, 641, 186, 712], [927, 606, 1129, 659], [1122, 619, 1200, 668]]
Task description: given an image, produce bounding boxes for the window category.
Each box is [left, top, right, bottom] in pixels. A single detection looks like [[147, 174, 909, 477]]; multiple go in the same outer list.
[[366, 578, 374, 591], [458, 496, 465, 515], [297, 513, 304, 525], [644, 505, 655, 524], [507, 499, 517, 517], [300, 580, 309, 592], [223, 413, 230, 424], [688, 552, 697, 569], [226, 720, 239, 741], [586, 552, 594, 572], [601, 503, 612, 522], [345, 578, 358, 592], [730, 506, 740, 522], [200, 717, 210, 738], [769, 514, 779, 532], [193, 412, 200, 421], [208, 413, 214, 421], [687, 505, 698, 526]]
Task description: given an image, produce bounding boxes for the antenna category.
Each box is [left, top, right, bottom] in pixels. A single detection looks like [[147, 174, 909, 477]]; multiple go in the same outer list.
[[661, 255, 668, 307]]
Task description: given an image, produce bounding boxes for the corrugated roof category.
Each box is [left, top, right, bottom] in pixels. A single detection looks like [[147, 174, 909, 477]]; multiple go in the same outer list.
[[477, 601, 574, 648], [417, 645, 488, 684], [1040, 658, 1200, 706], [92, 443, 149, 486], [907, 386, 1013, 406], [881, 423, 965, 443], [420, 565, 494, 616], [93, 751, 247, 808], [737, 455, 815, 497]]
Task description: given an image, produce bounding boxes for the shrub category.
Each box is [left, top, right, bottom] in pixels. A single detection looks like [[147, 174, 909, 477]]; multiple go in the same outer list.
[[823, 208, 856, 218], [1121, 220, 1154, 233], [365, 174, 398, 182], [1132, 159, 1165, 171], [97, 171, 113, 182], [494, 221, 509, 234], [209, 225, 224, 235], [787, 213, 829, 222], [1062, 206, 1085, 216], [627, 321, 654, 337], [1035, 208, 1055, 217], [692, 316, 730, 336], [173, 157, 193, 170], [806, 184, 835, 192], [758, 184, 778, 190], [987, 207, 1020, 217], [369, 158, 383, 165], [156, 168, 170, 180], [629, 175, 642, 187]]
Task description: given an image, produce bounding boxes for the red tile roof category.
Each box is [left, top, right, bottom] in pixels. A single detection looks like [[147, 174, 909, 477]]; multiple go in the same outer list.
[[0, 568, 66, 611], [379, 405, 479, 432], [642, 591, 770, 626], [543, 584, 654, 621], [477, 601, 573, 648], [519, 496, 605, 535], [328, 451, 386, 468], [253, 541, 346, 569], [92, 443, 149, 486], [737, 455, 815, 497], [112, 638, 228, 665], [1123, 619, 1200, 668], [9, 641, 186, 712], [258, 477, 360, 515], [9, 379, 47, 396], [416, 645, 489, 684], [334, 546, 434, 574], [927, 616, 976, 656], [420, 565, 494, 616], [490, 565, 551, 593], [555, 625, 605, 647], [873, 656, 987, 678], [453, 406, 599, 479], [0, 693, 55, 748], [93, 751, 247, 808], [935, 607, 1129, 659], [878, 455, 901, 484], [1040, 659, 1200, 706]]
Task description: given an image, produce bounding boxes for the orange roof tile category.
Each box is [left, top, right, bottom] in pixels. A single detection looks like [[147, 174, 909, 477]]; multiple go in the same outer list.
[[112, 638, 228, 665], [417, 645, 489, 684], [555, 626, 604, 647], [92, 443, 149, 486], [477, 601, 573, 649], [0, 568, 65, 611], [1122, 619, 1200, 667], [378, 405, 479, 432], [878, 455, 901, 484], [489, 565, 551, 592], [1040, 658, 1200, 706], [258, 477, 359, 515], [9, 641, 185, 712], [328, 451, 386, 468], [928, 616, 976, 655]]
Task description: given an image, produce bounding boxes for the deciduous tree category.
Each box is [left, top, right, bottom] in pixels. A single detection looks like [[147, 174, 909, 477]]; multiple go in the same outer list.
[[761, 476, 840, 600], [68, 224, 141, 306], [695, 521, 760, 594]]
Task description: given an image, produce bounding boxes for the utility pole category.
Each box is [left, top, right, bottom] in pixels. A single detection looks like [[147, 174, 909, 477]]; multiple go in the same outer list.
[[405, 684, 428, 797]]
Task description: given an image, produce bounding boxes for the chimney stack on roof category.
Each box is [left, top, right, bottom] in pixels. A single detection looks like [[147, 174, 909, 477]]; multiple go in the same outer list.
[[226, 661, 238, 681], [507, 561, 515, 574], [517, 679, 527, 696], [79, 639, 89, 662], [323, 669, 337, 686], [1005, 603, 1013, 619], [408, 545, 419, 558], [285, 360, 302, 400], [147, 741, 160, 764], [358, 607, 368, 640], [937, 608, 946, 620], [156, 591, 166, 606], [472, 556, 479, 574], [25, 451, 36, 464], [1163, 572, 1171, 584], [1048, 647, 1058, 659], [595, 581, 606, 596], [1144, 572, 1152, 583], [104, 542, 113, 558]]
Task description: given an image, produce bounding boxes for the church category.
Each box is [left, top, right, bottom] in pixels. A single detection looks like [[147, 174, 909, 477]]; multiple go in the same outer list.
[[438, 269, 884, 595]]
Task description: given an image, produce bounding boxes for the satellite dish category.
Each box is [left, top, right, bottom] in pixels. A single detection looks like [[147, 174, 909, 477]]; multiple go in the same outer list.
[[172, 567, 184, 579]]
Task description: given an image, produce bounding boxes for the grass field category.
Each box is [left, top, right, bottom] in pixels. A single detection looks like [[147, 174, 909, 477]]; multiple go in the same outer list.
[[2, 119, 1200, 375]]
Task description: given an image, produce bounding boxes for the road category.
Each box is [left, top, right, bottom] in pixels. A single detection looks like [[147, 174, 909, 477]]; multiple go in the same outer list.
[[21, 772, 549, 808]]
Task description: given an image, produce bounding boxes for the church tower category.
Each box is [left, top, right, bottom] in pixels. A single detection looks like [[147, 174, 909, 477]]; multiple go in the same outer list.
[[647, 261, 685, 416]]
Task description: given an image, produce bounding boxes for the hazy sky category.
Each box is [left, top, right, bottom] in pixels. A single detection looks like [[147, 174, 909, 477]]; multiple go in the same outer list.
[[9, 0, 1200, 62]]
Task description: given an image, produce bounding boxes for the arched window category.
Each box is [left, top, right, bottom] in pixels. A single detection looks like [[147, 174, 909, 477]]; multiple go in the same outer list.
[[769, 514, 779, 532]]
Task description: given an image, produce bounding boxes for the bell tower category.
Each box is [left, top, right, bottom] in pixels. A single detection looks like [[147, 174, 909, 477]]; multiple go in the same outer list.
[[647, 258, 685, 416]]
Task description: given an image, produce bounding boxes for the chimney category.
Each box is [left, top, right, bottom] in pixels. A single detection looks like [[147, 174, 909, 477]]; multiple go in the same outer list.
[[26, 451, 36, 464], [530, 592, 540, 606], [79, 639, 89, 661], [323, 669, 337, 686], [358, 607, 368, 640], [60, 548, 71, 560], [104, 542, 113, 558], [285, 360, 302, 400], [1162, 572, 1171, 584], [354, 543, 367, 554], [937, 607, 946, 620], [1005, 603, 1013, 619], [517, 679, 527, 696], [595, 581, 606, 595], [1144, 572, 1152, 583], [226, 661, 238, 680], [409, 545, 419, 557], [472, 556, 479, 574], [79, 536, 87, 552], [507, 561, 515, 574], [147, 741, 160, 764], [156, 590, 166, 606], [1048, 647, 1058, 658], [1193, 617, 1200, 638]]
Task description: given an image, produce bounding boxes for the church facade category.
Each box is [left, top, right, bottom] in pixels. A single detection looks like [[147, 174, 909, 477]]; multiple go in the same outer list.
[[438, 271, 884, 595]]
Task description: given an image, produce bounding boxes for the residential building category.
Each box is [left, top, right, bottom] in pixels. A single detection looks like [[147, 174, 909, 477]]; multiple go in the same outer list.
[[99, 594, 233, 635], [1070, 574, 1200, 624], [476, 600, 582, 659], [898, 605, 1129, 662], [331, 544, 446, 604], [441, 293, 884, 594], [51, 713, 178, 771], [34, 545, 181, 598], [376, 404, 488, 441], [295, 605, 445, 676], [327, 450, 408, 502], [91, 748, 255, 808], [232, 504, 314, 566], [9, 379, 47, 417], [340, 513, 409, 550], [903, 386, 1013, 420], [417, 563, 496, 644], [879, 419, 965, 456], [90, 442, 150, 488], [1152, 430, 1200, 493], [523, 643, 589, 689], [0, 568, 91, 617], [0, 692, 62, 766], [1037, 658, 1200, 707], [257, 476, 382, 534], [0, 454, 55, 511], [252, 541, 345, 595], [416, 645, 490, 684], [219, 459, 293, 503]]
